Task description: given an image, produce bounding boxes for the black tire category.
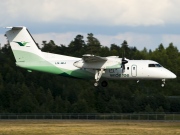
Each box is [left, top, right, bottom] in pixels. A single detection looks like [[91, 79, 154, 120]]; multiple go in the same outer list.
[[101, 80, 108, 87]]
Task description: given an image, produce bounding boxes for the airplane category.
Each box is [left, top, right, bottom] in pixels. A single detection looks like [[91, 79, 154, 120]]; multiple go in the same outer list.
[[5, 26, 176, 87]]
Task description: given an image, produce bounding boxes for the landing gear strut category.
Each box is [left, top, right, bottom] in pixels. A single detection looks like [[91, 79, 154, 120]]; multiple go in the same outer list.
[[161, 79, 165, 87], [94, 69, 105, 87]]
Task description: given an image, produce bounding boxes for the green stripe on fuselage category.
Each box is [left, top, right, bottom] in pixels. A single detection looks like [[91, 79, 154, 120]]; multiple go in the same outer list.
[[14, 50, 94, 79]]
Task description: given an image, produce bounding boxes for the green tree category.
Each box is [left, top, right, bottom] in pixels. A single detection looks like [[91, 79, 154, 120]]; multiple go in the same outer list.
[[145, 104, 154, 112], [107, 96, 122, 113], [68, 35, 85, 57], [110, 44, 120, 56], [86, 33, 101, 55]]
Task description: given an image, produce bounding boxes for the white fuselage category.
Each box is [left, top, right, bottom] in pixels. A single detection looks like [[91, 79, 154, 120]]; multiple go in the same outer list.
[[47, 55, 176, 80]]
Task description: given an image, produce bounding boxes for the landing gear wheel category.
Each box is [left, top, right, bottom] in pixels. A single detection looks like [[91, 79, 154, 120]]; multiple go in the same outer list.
[[94, 82, 99, 87], [101, 81, 108, 87]]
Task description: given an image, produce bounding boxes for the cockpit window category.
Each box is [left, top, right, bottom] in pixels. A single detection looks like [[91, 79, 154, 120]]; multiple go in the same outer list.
[[148, 64, 162, 67], [149, 64, 155, 67], [155, 64, 162, 67]]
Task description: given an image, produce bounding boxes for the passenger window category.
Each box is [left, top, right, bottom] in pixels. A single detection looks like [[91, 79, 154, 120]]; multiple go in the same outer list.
[[133, 67, 135, 70], [127, 67, 129, 70]]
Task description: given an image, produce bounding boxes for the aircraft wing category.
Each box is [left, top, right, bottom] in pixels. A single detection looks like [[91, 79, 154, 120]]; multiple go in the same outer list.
[[82, 54, 107, 62]]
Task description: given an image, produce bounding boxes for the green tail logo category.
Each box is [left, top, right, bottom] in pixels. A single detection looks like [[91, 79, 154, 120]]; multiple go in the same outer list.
[[14, 41, 29, 46]]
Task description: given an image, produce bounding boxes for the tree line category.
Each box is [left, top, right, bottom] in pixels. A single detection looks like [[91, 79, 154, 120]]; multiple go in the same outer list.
[[0, 33, 180, 113]]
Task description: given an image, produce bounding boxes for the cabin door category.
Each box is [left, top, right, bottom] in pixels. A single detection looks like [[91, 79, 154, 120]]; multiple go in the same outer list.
[[131, 65, 137, 77]]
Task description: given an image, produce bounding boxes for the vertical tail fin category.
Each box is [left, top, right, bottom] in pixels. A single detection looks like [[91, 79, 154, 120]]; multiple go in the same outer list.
[[5, 26, 43, 62], [5, 26, 63, 74]]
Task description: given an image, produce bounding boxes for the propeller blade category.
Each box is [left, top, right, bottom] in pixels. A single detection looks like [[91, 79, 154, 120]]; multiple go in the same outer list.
[[121, 57, 128, 72], [122, 64, 125, 70], [122, 57, 128, 64]]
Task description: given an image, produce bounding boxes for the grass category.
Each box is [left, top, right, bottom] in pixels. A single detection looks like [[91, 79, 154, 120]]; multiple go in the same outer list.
[[0, 120, 179, 135]]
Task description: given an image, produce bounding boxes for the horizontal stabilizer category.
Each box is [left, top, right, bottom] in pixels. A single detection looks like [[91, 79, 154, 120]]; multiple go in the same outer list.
[[6, 26, 25, 30]]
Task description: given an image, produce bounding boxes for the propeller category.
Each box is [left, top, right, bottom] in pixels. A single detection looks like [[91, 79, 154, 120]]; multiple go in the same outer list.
[[121, 57, 128, 72], [121, 40, 128, 72]]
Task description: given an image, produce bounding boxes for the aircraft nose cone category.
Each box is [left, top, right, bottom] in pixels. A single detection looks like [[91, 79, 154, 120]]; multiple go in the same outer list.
[[167, 71, 177, 79], [164, 68, 177, 79], [171, 73, 177, 79]]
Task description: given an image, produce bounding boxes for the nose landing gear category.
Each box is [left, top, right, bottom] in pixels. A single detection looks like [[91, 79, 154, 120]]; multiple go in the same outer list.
[[161, 79, 165, 87]]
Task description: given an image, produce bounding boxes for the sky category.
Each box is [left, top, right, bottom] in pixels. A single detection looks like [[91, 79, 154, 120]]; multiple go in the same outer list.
[[1, 0, 180, 51]]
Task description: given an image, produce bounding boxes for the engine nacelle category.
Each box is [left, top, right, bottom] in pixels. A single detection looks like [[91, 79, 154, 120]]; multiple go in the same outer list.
[[73, 60, 121, 69]]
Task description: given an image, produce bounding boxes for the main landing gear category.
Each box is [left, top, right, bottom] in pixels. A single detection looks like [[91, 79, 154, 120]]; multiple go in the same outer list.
[[94, 69, 108, 87], [94, 80, 108, 87], [101, 80, 108, 87]]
